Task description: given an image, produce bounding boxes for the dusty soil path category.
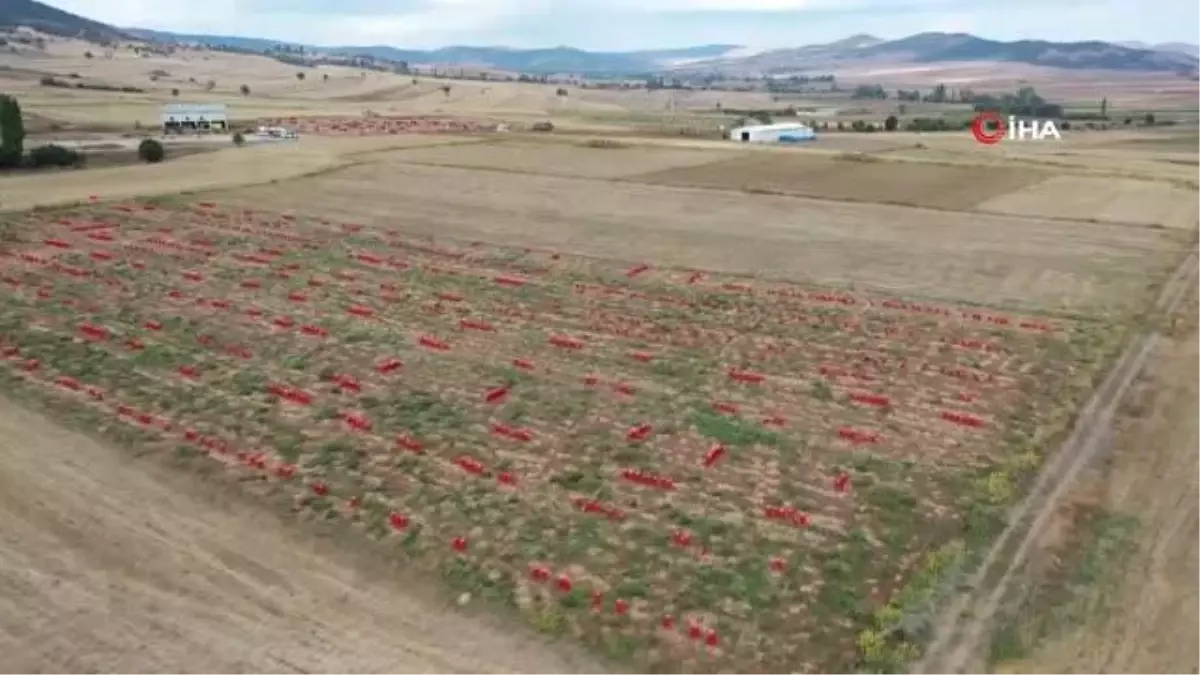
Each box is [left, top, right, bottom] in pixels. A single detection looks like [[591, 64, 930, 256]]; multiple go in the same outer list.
[[916, 246, 1199, 674], [0, 397, 602, 673], [999, 290, 1199, 674]]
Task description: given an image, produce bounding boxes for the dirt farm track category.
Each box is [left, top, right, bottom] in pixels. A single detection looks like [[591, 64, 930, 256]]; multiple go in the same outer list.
[[0, 36, 1198, 673]]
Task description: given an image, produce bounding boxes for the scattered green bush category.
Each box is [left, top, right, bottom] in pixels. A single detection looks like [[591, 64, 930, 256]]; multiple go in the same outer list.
[[137, 138, 165, 163], [27, 144, 82, 168]]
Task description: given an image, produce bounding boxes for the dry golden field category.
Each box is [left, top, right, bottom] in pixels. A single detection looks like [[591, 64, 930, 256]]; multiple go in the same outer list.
[[0, 32, 1197, 674]]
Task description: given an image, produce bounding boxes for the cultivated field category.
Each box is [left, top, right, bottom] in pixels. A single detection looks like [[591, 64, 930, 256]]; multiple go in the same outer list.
[[1, 27, 1198, 675], [0, 181, 1188, 671]]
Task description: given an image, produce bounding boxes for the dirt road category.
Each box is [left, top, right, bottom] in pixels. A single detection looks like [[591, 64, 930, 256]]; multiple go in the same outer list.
[[916, 246, 1198, 673], [1000, 293, 1198, 674], [0, 397, 600, 673]]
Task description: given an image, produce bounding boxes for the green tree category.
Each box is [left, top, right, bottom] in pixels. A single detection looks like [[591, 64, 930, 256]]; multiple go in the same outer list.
[[137, 138, 165, 163], [884, 115, 899, 131], [296, 71, 305, 81], [1144, 112, 1156, 126], [0, 94, 26, 169], [1100, 97, 1108, 119], [852, 84, 887, 100]]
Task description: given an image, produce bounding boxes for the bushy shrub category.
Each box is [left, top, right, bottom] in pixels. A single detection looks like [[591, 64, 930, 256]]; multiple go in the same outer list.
[[137, 138, 165, 163], [904, 117, 955, 132], [232, 131, 245, 146], [27, 144, 82, 168]]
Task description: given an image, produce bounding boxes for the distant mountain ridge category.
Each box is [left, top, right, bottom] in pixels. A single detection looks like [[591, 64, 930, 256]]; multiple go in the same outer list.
[[676, 32, 1199, 75], [4, 0, 1197, 76], [121, 28, 1200, 76], [0, 0, 129, 43], [125, 27, 740, 75], [1118, 40, 1200, 58]]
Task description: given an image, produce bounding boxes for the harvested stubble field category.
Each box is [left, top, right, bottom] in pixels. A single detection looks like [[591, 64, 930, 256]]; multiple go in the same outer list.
[[0, 199, 1133, 672], [211, 158, 1190, 314], [373, 141, 730, 179], [630, 153, 1047, 212], [973, 176, 1200, 229]]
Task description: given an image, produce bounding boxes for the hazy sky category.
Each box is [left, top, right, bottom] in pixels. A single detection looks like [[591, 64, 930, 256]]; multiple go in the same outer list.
[[50, 0, 1200, 50]]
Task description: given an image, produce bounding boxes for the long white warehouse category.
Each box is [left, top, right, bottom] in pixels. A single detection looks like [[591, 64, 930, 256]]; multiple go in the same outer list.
[[728, 122, 816, 143]]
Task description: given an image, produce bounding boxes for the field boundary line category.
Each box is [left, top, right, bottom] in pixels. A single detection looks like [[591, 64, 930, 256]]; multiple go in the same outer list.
[[915, 245, 1199, 673]]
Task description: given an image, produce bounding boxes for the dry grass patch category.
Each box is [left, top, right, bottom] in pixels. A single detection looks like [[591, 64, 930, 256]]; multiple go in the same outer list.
[[977, 176, 1200, 229], [380, 140, 730, 179], [0, 136, 485, 212], [629, 153, 1049, 211], [206, 162, 1189, 313]]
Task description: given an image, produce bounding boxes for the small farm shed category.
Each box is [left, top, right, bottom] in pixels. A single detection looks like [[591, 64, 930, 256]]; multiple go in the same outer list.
[[728, 122, 816, 143], [161, 103, 228, 134]]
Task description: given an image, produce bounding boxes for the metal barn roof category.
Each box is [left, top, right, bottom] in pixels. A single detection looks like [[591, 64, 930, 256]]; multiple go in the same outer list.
[[728, 122, 813, 133]]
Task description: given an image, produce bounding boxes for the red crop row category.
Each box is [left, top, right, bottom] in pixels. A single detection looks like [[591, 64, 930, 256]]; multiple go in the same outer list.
[[850, 392, 891, 407], [620, 468, 676, 490], [941, 410, 986, 428], [490, 422, 534, 442], [762, 505, 812, 527]]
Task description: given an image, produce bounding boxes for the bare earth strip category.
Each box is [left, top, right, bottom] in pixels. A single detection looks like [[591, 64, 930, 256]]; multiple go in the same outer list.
[[0, 397, 601, 674], [209, 160, 1188, 313], [915, 247, 1199, 674]]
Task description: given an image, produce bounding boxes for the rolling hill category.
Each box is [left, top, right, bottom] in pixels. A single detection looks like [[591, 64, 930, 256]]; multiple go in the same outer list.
[[0, 0, 128, 43], [676, 33, 1199, 76], [120, 28, 1200, 76], [123, 28, 743, 75]]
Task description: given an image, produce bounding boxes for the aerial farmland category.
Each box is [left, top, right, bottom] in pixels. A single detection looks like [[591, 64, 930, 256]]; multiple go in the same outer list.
[[2, 133, 1194, 670], [1, 23, 1198, 675]]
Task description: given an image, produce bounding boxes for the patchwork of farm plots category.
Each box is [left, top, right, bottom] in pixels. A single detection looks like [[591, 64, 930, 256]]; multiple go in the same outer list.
[[0, 201, 1117, 672]]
